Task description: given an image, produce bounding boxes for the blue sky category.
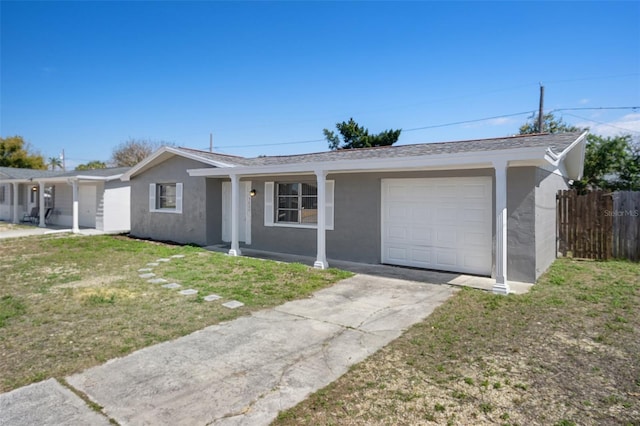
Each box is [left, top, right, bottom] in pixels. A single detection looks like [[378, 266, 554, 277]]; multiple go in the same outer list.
[[1, 1, 639, 168]]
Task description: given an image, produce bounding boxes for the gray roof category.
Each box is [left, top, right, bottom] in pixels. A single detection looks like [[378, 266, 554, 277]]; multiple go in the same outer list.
[[0, 166, 129, 180], [174, 148, 254, 166], [56, 167, 130, 178], [0, 167, 64, 180], [177, 132, 583, 168]]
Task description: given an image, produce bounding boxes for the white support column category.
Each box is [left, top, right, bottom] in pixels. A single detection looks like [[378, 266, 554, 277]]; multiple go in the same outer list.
[[493, 161, 510, 295], [72, 180, 80, 233], [228, 174, 241, 257], [12, 182, 19, 224], [38, 182, 46, 227], [314, 170, 329, 269]]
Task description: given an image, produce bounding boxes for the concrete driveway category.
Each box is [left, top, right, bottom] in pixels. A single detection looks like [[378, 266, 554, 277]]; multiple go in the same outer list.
[[0, 274, 455, 426]]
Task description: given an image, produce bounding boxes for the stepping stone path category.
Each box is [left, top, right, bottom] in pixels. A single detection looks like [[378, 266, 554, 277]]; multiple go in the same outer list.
[[162, 283, 182, 289], [222, 300, 244, 309], [138, 254, 243, 309]]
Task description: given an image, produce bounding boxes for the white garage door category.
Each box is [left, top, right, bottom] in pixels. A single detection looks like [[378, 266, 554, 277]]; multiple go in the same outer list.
[[381, 177, 492, 275]]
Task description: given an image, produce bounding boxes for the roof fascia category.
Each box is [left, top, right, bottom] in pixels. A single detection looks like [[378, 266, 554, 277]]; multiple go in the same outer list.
[[121, 147, 236, 181], [188, 147, 549, 177]]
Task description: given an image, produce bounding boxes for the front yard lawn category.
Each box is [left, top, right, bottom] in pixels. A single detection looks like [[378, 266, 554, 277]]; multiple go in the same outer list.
[[274, 258, 640, 425], [0, 234, 351, 393]]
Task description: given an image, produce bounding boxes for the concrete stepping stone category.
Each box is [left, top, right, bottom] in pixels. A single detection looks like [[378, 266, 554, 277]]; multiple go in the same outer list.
[[222, 300, 244, 309], [148, 278, 168, 284], [138, 268, 153, 272], [178, 289, 198, 295], [157, 258, 171, 262], [203, 294, 221, 302], [139, 273, 155, 279], [147, 262, 159, 267], [171, 254, 185, 259], [162, 283, 182, 289]]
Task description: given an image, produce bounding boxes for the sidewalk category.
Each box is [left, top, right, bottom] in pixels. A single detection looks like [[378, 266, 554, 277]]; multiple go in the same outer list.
[[0, 274, 455, 426]]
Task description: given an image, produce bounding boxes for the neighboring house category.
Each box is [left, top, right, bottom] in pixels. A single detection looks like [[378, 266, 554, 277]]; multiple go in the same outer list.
[[121, 132, 587, 294], [0, 167, 131, 233]]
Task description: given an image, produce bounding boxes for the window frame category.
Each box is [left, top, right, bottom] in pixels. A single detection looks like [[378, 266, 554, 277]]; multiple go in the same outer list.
[[275, 182, 318, 226], [264, 180, 334, 230], [149, 182, 183, 214]]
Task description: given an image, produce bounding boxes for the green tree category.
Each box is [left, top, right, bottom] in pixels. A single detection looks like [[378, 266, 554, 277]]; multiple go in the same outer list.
[[76, 160, 107, 170], [111, 138, 170, 167], [0, 136, 47, 169], [518, 112, 639, 191], [48, 156, 62, 171], [519, 112, 580, 134], [573, 134, 640, 192], [323, 118, 401, 150]]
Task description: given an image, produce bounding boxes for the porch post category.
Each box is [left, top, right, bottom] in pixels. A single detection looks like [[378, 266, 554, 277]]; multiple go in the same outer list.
[[493, 161, 510, 294], [228, 174, 241, 256], [12, 182, 19, 224], [314, 170, 328, 269], [72, 180, 80, 233], [38, 182, 46, 227]]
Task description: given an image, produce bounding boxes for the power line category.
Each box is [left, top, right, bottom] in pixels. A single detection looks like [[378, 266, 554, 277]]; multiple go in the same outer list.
[[211, 138, 325, 150], [551, 106, 639, 113], [403, 111, 535, 133], [206, 106, 640, 150], [562, 112, 640, 134]]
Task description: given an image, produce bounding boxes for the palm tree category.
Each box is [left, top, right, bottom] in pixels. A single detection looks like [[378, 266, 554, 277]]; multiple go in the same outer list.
[[48, 157, 62, 171]]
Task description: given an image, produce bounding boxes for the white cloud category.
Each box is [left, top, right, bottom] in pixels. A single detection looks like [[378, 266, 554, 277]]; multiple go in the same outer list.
[[574, 113, 640, 137], [579, 98, 589, 105]]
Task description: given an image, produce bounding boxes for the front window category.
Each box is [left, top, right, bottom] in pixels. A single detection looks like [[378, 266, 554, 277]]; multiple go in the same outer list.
[[157, 183, 176, 209], [0, 185, 5, 204], [277, 182, 317, 224]]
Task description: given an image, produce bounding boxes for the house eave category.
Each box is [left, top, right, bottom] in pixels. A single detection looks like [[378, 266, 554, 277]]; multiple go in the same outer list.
[[188, 147, 551, 177], [121, 146, 237, 181]]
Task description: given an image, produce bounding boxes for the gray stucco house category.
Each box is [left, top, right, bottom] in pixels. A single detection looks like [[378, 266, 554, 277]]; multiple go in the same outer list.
[[0, 167, 131, 233], [121, 131, 587, 294]]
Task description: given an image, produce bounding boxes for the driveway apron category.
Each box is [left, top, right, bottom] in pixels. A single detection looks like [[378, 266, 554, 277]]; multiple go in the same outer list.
[[13, 274, 455, 425]]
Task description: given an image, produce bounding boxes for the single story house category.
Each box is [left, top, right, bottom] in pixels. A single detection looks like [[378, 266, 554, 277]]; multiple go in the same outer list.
[[121, 131, 587, 294], [0, 167, 131, 233]]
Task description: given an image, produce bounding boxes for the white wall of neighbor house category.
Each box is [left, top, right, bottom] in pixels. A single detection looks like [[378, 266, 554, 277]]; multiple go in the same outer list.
[[49, 183, 73, 226], [0, 183, 11, 220], [102, 181, 131, 232]]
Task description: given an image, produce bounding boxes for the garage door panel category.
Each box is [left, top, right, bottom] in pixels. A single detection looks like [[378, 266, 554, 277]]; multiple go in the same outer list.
[[382, 177, 492, 276], [460, 183, 490, 198], [410, 227, 433, 244]]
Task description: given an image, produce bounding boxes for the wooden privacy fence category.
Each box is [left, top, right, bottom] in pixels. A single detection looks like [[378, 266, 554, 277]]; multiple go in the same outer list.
[[557, 190, 640, 261]]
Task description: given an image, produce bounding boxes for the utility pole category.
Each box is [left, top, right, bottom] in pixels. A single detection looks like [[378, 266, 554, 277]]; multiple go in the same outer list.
[[538, 83, 545, 133], [209, 133, 213, 153], [60, 149, 66, 171]]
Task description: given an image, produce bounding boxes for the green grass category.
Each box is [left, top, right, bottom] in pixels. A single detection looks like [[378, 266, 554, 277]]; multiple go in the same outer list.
[[273, 258, 640, 425], [0, 234, 352, 392]]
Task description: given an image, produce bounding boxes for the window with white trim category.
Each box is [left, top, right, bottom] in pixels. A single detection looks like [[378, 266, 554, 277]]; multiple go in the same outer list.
[[0, 185, 5, 204], [264, 180, 334, 230], [149, 183, 183, 213], [276, 182, 318, 224]]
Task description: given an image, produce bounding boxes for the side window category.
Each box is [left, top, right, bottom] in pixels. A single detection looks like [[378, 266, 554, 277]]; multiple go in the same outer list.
[[149, 183, 183, 213]]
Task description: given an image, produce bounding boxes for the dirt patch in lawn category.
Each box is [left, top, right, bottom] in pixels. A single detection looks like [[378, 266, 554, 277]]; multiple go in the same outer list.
[[274, 259, 640, 425]]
